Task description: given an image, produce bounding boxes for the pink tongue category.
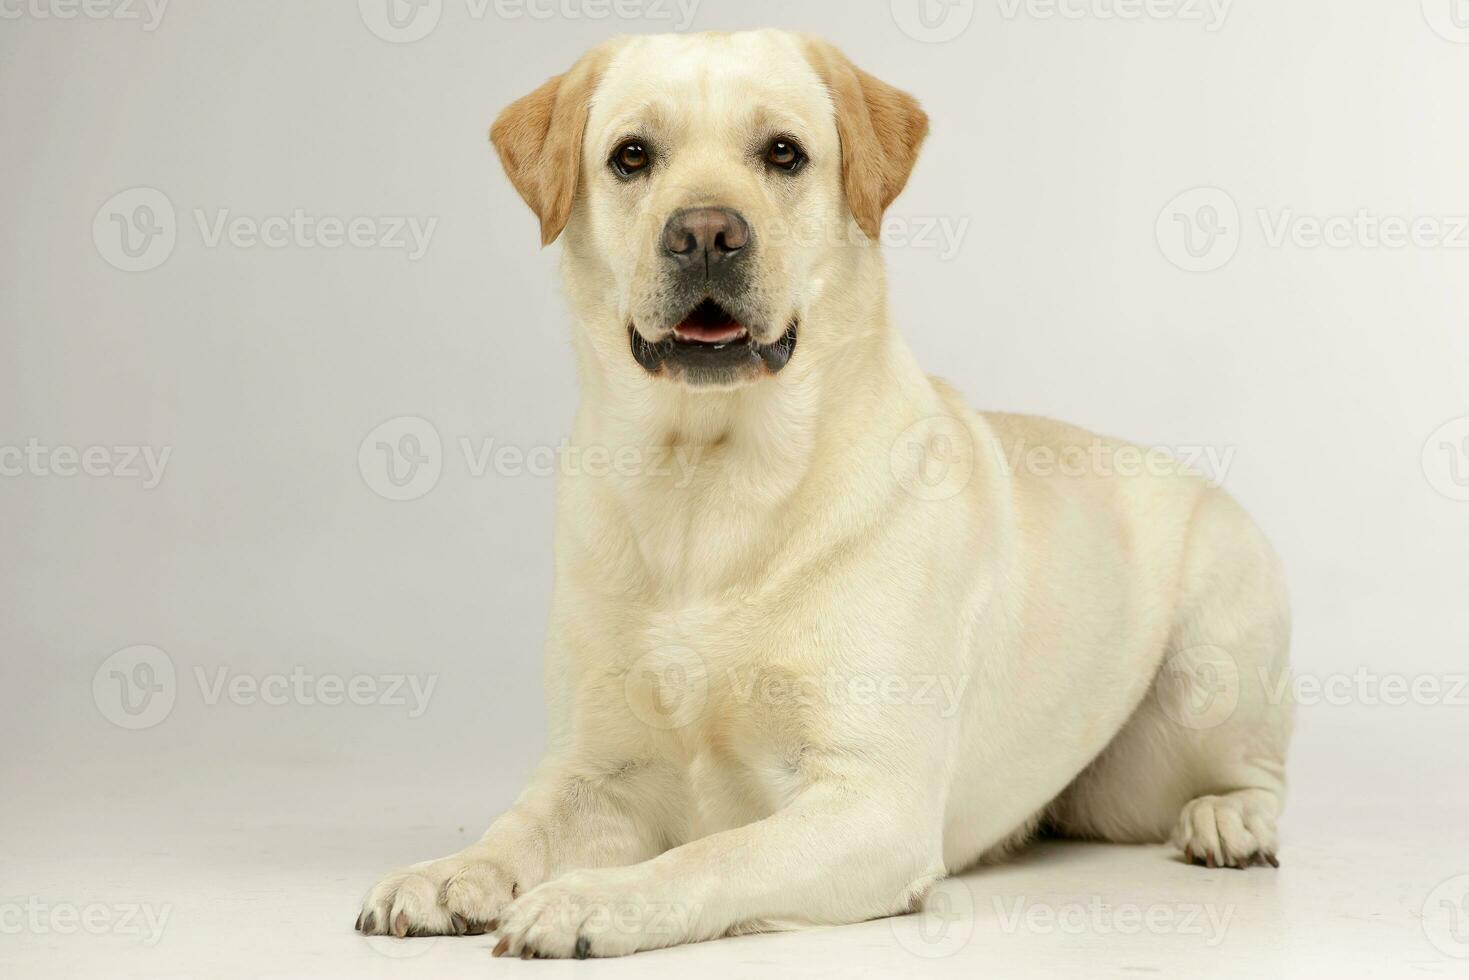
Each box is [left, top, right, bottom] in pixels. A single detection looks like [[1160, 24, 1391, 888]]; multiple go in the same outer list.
[[674, 323, 746, 343]]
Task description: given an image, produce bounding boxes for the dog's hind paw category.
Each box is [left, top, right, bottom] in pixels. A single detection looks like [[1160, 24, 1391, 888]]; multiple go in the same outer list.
[[1172, 792, 1280, 870]]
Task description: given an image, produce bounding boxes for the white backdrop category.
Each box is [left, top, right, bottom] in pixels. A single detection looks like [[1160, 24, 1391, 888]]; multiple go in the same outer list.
[[3, 2, 1468, 977]]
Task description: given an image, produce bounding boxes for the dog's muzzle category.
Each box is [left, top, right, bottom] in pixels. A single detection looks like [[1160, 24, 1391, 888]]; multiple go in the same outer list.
[[629, 208, 798, 385]]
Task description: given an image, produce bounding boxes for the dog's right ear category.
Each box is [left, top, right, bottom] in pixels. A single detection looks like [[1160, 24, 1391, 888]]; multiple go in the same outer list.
[[490, 46, 611, 247]]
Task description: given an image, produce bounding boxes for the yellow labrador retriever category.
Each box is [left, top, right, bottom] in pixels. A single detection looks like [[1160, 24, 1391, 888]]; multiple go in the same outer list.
[[357, 29, 1291, 958]]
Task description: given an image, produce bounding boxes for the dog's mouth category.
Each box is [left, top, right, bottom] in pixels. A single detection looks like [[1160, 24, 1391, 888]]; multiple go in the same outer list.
[[630, 298, 798, 385], [672, 299, 750, 346]]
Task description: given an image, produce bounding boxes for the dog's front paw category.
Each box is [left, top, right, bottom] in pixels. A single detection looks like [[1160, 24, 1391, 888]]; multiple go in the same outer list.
[[490, 870, 701, 959], [1173, 794, 1279, 869], [357, 852, 518, 938]]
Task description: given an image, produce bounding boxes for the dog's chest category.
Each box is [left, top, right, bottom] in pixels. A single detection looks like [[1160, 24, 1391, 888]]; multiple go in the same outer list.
[[616, 613, 820, 833], [613, 437, 806, 594]]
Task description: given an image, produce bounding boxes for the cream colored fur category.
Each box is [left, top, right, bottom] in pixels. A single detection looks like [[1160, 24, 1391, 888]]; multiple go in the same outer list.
[[357, 29, 1292, 958]]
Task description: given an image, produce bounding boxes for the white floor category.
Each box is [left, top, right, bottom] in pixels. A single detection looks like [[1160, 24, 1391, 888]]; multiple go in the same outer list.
[[4, 706, 1467, 979]]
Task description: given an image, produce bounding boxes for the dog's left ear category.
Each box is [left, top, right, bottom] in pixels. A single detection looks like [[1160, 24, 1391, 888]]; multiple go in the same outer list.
[[490, 45, 611, 247], [804, 39, 929, 242]]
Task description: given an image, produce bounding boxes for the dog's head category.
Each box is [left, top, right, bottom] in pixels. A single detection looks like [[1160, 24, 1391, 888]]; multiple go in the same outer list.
[[491, 31, 927, 390]]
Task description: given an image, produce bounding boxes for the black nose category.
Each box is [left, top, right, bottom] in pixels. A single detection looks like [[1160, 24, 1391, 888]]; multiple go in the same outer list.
[[661, 207, 750, 271]]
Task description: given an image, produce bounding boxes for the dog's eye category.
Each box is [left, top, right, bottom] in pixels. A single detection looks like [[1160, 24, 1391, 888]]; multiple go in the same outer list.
[[611, 140, 651, 177], [765, 138, 805, 172]]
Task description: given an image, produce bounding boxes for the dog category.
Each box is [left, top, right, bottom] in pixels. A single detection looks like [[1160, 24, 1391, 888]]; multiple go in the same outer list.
[[356, 29, 1292, 958]]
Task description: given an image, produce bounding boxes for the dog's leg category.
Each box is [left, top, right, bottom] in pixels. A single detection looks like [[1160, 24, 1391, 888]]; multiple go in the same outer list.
[[489, 785, 943, 958], [357, 756, 680, 937], [1046, 487, 1293, 869], [1173, 787, 1282, 868]]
